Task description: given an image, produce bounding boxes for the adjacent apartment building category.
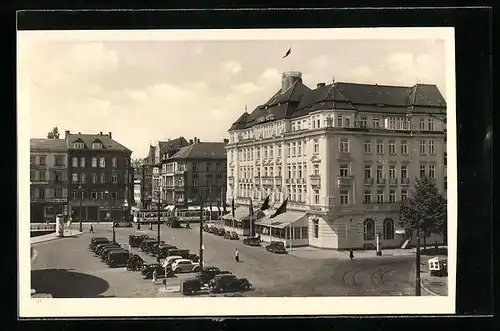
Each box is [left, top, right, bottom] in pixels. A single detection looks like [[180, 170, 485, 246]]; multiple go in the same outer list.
[[152, 138, 228, 208], [225, 71, 447, 250], [30, 139, 68, 222], [65, 130, 134, 222]]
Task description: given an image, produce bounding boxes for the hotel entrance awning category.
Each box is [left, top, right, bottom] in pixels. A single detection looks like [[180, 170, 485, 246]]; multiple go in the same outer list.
[[221, 206, 248, 220], [256, 211, 308, 229]]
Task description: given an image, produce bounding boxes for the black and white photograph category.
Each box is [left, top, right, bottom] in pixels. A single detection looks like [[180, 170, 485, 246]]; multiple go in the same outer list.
[[18, 27, 457, 317]]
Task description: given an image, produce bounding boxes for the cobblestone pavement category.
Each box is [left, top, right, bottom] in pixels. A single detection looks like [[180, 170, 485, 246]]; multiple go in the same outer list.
[[31, 223, 420, 297]]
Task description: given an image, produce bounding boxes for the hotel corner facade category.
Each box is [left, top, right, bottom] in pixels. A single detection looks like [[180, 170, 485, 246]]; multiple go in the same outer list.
[[226, 71, 447, 250]]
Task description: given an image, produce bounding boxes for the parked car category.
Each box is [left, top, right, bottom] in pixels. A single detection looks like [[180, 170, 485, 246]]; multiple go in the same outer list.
[[265, 241, 288, 254], [89, 237, 110, 250], [224, 231, 239, 240], [161, 255, 184, 269], [171, 259, 201, 273], [140, 239, 158, 252], [196, 266, 232, 285], [141, 263, 174, 279], [208, 225, 218, 234], [100, 247, 125, 261], [126, 254, 145, 271], [128, 234, 149, 248], [202, 224, 210, 232], [166, 249, 190, 259], [166, 217, 182, 228], [113, 221, 133, 228], [243, 237, 261, 247], [209, 274, 252, 293], [94, 243, 121, 255], [148, 241, 166, 255], [180, 278, 202, 295], [106, 250, 130, 267], [216, 228, 226, 236], [156, 244, 178, 259], [187, 253, 200, 262]]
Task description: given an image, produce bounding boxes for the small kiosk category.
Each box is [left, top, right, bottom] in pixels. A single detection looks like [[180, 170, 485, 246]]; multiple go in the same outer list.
[[428, 256, 448, 277], [55, 214, 65, 237]]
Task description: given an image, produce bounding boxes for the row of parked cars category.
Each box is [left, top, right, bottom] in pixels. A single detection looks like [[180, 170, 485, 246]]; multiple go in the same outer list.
[[202, 224, 239, 240], [89, 237, 131, 267]]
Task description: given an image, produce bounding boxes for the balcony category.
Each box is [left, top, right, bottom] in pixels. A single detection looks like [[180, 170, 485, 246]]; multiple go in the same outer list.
[[174, 169, 185, 176], [174, 186, 185, 192], [389, 178, 398, 185], [274, 176, 282, 182], [309, 175, 320, 187], [285, 178, 291, 184], [337, 176, 353, 187], [254, 177, 261, 184], [261, 177, 274, 185], [376, 178, 386, 185], [228, 176, 234, 185], [401, 178, 410, 185], [364, 177, 373, 185]]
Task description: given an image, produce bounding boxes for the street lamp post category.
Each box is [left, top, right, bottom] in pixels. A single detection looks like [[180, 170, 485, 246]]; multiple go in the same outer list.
[[156, 189, 162, 263], [105, 190, 115, 243], [199, 201, 204, 271], [415, 210, 421, 296], [78, 184, 83, 232]]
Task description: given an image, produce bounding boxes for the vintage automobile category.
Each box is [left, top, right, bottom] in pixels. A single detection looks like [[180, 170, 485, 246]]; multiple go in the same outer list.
[[196, 266, 232, 285], [106, 250, 130, 267], [94, 243, 121, 255], [113, 220, 133, 228], [187, 253, 200, 262], [126, 254, 145, 271], [209, 274, 252, 293], [202, 224, 210, 232], [140, 239, 158, 252], [141, 263, 174, 279], [224, 231, 239, 240], [89, 237, 110, 250], [161, 255, 184, 269], [180, 278, 202, 295], [147, 241, 166, 255], [166, 249, 190, 259], [171, 259, 202, 273], [166, 217, 182, 228], [128, 234, 149, 248], [208, 225, 218, 234], [155, 244, 179, 259], [243, 236, 261, 247], [100, 247, 125, 261], [265, 241, 288, 254], [216, 228, 226, 236]]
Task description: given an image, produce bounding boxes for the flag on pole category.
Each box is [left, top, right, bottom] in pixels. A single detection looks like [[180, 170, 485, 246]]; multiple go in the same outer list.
[[270, 198, 288, 219], [249, 198, 254, 218], [217, 201, 221, 216], [260, 195, 270, 211], [282, 46, 291, 58], [222, 196, 228, 214], [231, 198, 235, 218]]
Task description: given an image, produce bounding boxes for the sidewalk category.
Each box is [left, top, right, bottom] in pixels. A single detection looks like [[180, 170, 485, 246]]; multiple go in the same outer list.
[[289, 246, 417, 260], [420, 256, 448, 296], [31, 229, 84, 244]]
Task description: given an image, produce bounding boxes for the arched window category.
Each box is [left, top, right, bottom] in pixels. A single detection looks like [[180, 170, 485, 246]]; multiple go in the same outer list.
[[363, 218, 375, 241], [383, 218, 395, 240]]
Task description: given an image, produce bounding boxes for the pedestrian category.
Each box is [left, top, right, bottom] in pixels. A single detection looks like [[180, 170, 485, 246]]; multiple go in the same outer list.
[[235, 248, 239, 262], [89, 225, 94, 233], [349, 249, 354, 260], [434, 240, 439, 252], [137, 222, 141, 230], [152, 269, 157, 283]]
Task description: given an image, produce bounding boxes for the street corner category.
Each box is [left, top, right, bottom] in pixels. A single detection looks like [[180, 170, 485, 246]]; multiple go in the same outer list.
[[421, 274, 448, 296]]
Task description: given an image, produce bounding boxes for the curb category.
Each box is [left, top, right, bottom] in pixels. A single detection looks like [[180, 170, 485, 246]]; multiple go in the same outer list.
[[31, 231, 84, 245], [420, 279, 441, 296]]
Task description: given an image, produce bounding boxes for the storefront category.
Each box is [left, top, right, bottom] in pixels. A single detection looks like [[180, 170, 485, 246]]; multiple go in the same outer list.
[[255, 211, 309, 247], [30, 198, 68, 223], [221, 206, 266, 236]]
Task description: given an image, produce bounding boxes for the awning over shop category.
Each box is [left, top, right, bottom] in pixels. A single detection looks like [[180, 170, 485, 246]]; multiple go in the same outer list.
[[241, 209, 266, 221], [256, 211, 308, 229], [187, 206, 202, 210], [221, 206, 248, 220]]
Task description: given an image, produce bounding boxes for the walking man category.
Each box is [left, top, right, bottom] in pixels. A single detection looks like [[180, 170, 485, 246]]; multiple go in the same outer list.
[[89, 225, 94, 233], [349, 249, 354, 260], [152, 269, 157, 284], [235, 248, 239, 262]]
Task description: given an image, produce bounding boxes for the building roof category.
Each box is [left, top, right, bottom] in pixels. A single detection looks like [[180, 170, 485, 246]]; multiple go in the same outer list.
[[30, 138, 68, 151], [67, 133, 131, 153], [170, 142, 227, 160], [158, 137, 189, 155], [229, 75, 446, 130]]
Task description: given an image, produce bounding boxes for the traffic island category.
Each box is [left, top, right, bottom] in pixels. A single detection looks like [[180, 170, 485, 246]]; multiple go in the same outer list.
[[420, 255, 448, 296]]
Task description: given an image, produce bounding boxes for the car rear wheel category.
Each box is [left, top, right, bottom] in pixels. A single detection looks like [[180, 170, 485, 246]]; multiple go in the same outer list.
[[175, 268, 182, 273]]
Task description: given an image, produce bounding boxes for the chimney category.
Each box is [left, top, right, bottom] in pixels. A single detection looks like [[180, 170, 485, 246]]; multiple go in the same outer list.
[[223, 138, 229, 144], [332, 77, 335, 84], [281, 71, 302, 93], [108, 132, 112, 139], [317, 82, 326, 88], [194, 137, 198, 143], [65, 130, 70, 139], [189, 139, 193, 145], [99, 131, 103, 135]]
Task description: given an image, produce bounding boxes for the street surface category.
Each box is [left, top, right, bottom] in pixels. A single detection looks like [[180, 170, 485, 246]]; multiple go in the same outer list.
[[31, 223, 419, 297]]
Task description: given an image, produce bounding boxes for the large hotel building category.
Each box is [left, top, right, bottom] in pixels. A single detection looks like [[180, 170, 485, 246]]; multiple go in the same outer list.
[[225, 71, 446, 250]]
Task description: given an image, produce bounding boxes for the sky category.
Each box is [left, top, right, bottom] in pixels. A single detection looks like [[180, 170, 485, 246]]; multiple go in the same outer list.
[[19, 34, 446, 159]]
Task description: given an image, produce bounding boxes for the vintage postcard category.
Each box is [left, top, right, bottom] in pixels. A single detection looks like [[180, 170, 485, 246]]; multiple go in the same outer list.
[[18, 27, 457, 317]]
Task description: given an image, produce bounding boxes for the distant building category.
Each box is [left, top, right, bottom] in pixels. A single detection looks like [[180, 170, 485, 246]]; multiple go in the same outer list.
[[152, 137, 228, 208], [65, 130, 133, 222], [30, 139, 68, 222], [140, 145, 156, 209], [133, 178, 141, 207], [226, 71, 446, 249]]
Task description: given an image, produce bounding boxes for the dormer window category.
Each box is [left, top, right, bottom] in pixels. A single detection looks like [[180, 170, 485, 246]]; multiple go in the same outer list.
[[73, 142, 84, 149], [92, 142, 103, 150]]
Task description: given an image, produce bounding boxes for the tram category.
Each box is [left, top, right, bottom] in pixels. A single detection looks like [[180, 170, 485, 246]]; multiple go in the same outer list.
[[132, 209, 172, 224], [175, 208, 210, 224]]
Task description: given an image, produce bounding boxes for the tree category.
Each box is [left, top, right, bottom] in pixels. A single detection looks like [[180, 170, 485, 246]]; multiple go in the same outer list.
[[47, 127, 60, 139], [399, 175, 447, 249], [131, 158, 144, 178]]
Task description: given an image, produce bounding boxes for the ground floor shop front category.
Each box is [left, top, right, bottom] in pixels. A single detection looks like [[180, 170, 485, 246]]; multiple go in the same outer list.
[[30, 200, 68, 223], [67, 203, 129, 222], [220, 205, 445, 250]]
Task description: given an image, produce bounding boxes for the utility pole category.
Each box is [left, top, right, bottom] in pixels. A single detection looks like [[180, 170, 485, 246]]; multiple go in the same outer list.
[[199, 200, 204, 271], [78, 184, 83, 232], [157, 189, 161, 263], [112, 197, 116, 243], [415, 210, 421, 296]]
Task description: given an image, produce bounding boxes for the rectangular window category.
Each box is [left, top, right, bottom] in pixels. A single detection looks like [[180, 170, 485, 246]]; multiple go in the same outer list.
[[99, 157, 106, 168], [428, 118, 434, 131], [80, 157, 85, 167], [301, 226, 308, 239], [292, 142, 296, 157], [373, 118, 380, 128], [376, 165, 383, 179], [364, 164, 371, 178], [420, 118, 426, 130], [364, 190, 372, 204], [72, 191, 77, 199], [419, 140, 426, 155], [336, 115, 343, 127], [92, 142, 103, 150], [339, 138, 349, 153], [91, 192, 97, 200], [80, 173, 86, 184], [313, 164, 319, 176], [92, 157, 97, 167], [72, 173, 78, 183], [339, 164, 349, 177], [401, 189, 408, 201], [377, 190, 384, 203], [297, 142, 302, 155], [389, 190, 396, 203], [314, 190, 320, 204], [400, 140, 408, 155], [100, 173, 105, 183], [111, 192, 117, 200], [388, 140, 396, 154], [313, 139, 319, 154], [112, 174, 117, 183], [277, 144, 281, 157], [313, 220, 319, 238], [401, 165, 408, 178], [376, 140, 384, 154], [206, 163, 211, 171], [420, 164, 426, 178], [429, 164, 436, 179], [389, 165, 396, 178], [428, 140, 436, 155], [112, 157, 117, 168], [72, 157, 78, 167], [39, 155, 46, 165], [360, 117, 367, 127], [73, 142, 84, 149], [364, 140, 372, 154], [340, 191, 349, 205], [344, 117, 350, 127], [39, 171, 46, 181], [192, 163, 197, 172]]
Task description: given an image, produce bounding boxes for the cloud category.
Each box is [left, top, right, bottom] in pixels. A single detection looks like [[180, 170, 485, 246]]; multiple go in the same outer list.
[[125, 89, 148, 102], [259, 68, 281, 83], [309, 55, 331, 70], [231, 82, 262, 95], [348, 65, 374, 83], [221, 61, 242, 74]]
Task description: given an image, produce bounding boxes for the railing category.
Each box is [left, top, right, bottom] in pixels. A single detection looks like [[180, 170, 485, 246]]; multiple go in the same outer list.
[[261, 177, 274, 185], [389, 178, 398, 185], [364, 177, 373, 184], [30, 223, 56, 231], [401, 178, 410, 185], [337, 176, 353, 187], [309, 175, 320, 186], [376, 178, 386, 185]]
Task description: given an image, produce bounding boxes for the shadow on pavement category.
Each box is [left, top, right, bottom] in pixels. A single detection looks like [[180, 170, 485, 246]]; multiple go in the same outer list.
[[31, 268, 110, 298]]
